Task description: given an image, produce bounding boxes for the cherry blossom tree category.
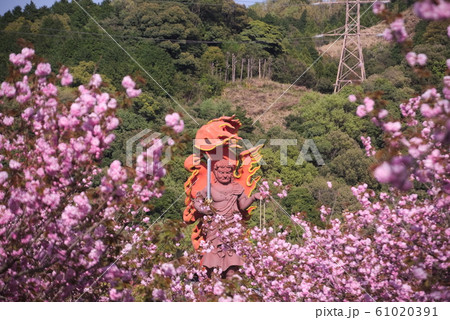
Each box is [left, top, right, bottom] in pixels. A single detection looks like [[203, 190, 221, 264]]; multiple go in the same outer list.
[[1, 0, 448, 302], [0, 46, 171, 301]]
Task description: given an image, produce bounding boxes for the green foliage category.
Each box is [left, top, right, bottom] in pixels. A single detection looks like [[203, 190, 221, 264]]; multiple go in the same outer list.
[[193, 98, 232, 120], [198, 74, 225, 98], [282, 187, 319, 217], [304, 176, 360, 215], [240, 20, 284, 55], [70, 61, 115, 91], [201, 46, 225, 71], [286, 91, 373, 142], [102, 108, 149, 167], [148, 188, 184, 221], [328, 148, 376, 187], [364, 44, 402, 77], [132, 93, 170, 126], [111, 0, 201, 58], [314, 130, 359, 162], [272, 54, 316, 87], [175, 52, 198, 74], [130, 42, 177, 95]]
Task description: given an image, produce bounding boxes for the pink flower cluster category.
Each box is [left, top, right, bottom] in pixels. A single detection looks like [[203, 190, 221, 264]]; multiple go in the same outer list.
[[360, 136, 376, 157], [165, 112, 184, 133], [372, 1, 385, 15], [0, 49, 168, 301], [414, 0, 450, 20], [367, 71, 449, 193], [258, 179, 288, 202], [443, 76, 450, 100], [147, 169, 448, 301], [348, 94, 357, 103], [356, 97, 375, 117], [383, 18, 408, 43], [374, 156, 413, 190], [405, 52, 427, 67], [259, 180, 271, 201], [121, 75, 142, 98], [9, 47, 34, 74], [273, 179, 288, 198]]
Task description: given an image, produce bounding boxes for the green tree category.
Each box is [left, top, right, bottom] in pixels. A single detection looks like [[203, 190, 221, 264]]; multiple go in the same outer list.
[[240, 20, 284, 55]]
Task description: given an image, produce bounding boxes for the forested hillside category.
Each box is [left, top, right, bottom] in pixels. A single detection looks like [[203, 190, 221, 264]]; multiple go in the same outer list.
[[0, 0, 448, 228]]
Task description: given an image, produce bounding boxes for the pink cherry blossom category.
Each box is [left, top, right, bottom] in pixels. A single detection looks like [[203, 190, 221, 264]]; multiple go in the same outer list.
[[121, 75, 136, 89], [0, 171, 8, 184], [406, 52, 417, 66], [3, 116, 14, 126], [414, 0, 450, 20], [373, 1, 385, 15], [89, 74, 102, 88], [383, 28, 393, 41], [9, 159, 21, 169], [417, 53, 427, 66], [165, 112, 180, 126], [126, 87, 141, 98], [19, 61, 32, 74], [361, 136, 376, 157], [1, 82, 16, 98], [364, 97, 375, 112], [165, 112, 184, 133], [356, 105, 367, 117], [0, 48, 170, 302], [9, 53, 26, 66], [378, 109, 388, 119], [35, 63, 51, 77], [21, 47, 34, 59], [385, 18, 408, 43], [58, 67, 73, 86], [373, 162, 392, 183], [384, 121, 402, 132], [412, 268, 428, 280], [348, 94, 357, 102]]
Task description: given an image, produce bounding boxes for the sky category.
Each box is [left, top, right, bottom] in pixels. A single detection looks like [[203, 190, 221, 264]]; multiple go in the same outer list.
[[0, 0, 266, 16]]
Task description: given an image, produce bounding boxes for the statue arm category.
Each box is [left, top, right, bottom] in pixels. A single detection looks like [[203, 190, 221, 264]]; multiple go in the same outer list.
[[193, 188, 212, 215], [238, 192, 262, 210]]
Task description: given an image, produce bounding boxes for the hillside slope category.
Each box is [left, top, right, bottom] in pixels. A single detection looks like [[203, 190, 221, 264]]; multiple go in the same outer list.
[[222, 79, 307, 129], [317, 8, 420, 58]]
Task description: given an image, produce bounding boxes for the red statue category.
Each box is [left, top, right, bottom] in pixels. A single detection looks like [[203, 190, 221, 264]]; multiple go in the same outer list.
[[183, 116, 263, 279]]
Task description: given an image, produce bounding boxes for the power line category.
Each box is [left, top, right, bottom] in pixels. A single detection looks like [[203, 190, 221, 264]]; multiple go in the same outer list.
[[312, 0, 390, 92], [0, 28, 318, 44]]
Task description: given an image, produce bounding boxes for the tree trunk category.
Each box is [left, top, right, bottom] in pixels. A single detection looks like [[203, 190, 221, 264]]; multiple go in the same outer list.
[[258, 59, 261, 79], [263, 59, 267, 79], [247, 57, 250, 79], [268, 59, 272, 79], [225, 52, 230, 82], [240, 58, 245, 81], [231, 53, 236, 82]]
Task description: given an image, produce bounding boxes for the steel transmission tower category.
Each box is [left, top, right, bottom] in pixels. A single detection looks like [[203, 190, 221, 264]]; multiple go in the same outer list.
[[313, 1, 389, 92]]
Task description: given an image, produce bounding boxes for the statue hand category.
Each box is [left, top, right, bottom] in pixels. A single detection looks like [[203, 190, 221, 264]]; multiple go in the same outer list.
[[252, 192, 262, 201], [194, 198, 213, 215]]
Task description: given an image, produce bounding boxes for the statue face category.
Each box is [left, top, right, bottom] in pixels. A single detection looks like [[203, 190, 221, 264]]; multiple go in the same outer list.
[[214, 166, 233, 184]]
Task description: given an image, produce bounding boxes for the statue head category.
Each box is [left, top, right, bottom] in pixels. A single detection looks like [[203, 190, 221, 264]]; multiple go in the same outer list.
[[213, 159, 235, 185]]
